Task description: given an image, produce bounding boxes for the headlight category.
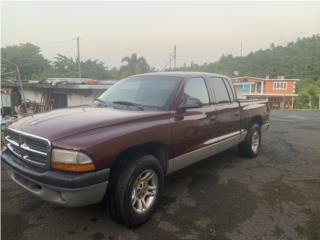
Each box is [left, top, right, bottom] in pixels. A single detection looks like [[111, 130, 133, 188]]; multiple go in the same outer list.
[[51, 149, 95, 172]]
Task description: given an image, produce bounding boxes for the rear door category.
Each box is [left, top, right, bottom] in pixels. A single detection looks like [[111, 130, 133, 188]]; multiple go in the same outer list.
[[207, 77, 241, 139]]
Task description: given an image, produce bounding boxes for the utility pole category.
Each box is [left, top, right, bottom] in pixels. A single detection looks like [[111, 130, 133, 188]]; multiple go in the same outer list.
[[240, 41, 243, 57], [2, 58, 25, 103], [76, 36, 81, 79], [173, 45, 177, 70]]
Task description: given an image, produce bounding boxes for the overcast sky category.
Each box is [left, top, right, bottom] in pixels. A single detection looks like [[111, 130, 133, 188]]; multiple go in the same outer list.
[[2, 1, 320, 69]]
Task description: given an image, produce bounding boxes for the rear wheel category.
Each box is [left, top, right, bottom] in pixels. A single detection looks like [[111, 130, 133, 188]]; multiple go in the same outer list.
[[238, 124, 261, 158], [107, 154, 164, 227]]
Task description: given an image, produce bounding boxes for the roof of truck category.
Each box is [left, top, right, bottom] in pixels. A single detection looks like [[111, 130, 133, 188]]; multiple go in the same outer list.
[[133, 71, 231, 79]]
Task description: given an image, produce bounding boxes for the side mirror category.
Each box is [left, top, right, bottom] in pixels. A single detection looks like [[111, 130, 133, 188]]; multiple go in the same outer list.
[[179, 97, 202, 110]]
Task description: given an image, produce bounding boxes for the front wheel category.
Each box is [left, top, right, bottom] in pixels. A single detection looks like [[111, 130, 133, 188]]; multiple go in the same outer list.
[[107, 154, 164, 227], [238, 124, 261, 158]]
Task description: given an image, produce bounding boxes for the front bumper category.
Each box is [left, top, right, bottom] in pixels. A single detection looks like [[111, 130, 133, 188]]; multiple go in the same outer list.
[[1, 148, 109, 207]]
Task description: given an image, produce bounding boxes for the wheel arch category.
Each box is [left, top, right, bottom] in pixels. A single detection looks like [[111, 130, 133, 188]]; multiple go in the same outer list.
[[111, 141, 169, 174], [250, 115, 263, 127]]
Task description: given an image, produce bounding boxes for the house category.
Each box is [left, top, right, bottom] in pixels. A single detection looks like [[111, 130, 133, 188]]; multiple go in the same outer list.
[[1, 78, 116, 116], [232, 76, 299, 109]]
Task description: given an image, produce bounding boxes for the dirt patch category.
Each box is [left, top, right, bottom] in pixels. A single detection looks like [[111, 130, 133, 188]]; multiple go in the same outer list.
[[296, 211, 320, 240], [263, 132, 299, 163], [261, 177, 306, 210]]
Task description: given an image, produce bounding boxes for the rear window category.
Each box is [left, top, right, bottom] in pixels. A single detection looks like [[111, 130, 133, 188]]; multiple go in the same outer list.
[[223, 78, 235, 101], [208, 77, 231, 104]]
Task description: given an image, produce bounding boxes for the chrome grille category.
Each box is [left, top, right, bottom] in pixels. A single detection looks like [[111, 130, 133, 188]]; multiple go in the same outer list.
[[11, 144, 24, 156], [25, 137, 48, 153], [8, 131, 20, 142], [6, 128, 51, 169]]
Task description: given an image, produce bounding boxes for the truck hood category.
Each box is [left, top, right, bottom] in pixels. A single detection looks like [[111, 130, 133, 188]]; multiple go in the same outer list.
[[9, 107, 168, 141]]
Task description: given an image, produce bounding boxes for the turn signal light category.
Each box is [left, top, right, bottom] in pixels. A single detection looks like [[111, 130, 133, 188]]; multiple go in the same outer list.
[[51, 162, 96, 172]]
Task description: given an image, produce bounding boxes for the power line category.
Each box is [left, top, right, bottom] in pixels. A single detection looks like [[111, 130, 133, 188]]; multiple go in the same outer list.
[[36, 39, 74, 47]]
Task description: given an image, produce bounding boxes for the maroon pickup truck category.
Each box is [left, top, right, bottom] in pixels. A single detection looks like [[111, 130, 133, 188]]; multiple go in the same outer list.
[[2, 72, 269, 226]]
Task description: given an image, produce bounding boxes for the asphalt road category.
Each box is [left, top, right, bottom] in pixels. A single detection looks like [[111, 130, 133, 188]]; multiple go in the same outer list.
[[2, 111, 320, 240]]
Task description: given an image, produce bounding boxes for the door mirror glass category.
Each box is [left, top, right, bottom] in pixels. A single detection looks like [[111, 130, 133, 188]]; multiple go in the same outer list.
[[179, 97, 202, 109]]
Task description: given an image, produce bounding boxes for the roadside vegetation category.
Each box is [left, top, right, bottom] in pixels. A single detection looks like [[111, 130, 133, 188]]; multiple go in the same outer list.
[[1, 34, 320, 109]]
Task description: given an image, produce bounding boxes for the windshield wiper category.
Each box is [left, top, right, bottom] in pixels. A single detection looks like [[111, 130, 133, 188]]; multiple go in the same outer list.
[[94, 98, 108, 106], [112, 101, 144, 110]]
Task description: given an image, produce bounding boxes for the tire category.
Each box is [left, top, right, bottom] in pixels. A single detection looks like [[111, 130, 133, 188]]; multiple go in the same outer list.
[[238, 123, 261, 158], [107, 153, 164, 227]]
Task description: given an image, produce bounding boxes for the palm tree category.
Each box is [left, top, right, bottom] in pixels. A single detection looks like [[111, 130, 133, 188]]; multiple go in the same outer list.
[[120, 53, 150, 78]]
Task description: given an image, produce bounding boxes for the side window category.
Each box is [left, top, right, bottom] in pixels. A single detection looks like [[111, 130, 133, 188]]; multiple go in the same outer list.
[[223, 78, 235, 101], [182, 78, 209, 105], [208, 77, 231, 104]]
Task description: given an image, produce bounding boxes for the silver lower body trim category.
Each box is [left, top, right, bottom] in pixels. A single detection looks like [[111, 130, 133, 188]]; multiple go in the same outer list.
[[204, 130, 241, 145], [5, 168, 108, 207], [167, 131, 247, 174], [239, 129, 248, 142]]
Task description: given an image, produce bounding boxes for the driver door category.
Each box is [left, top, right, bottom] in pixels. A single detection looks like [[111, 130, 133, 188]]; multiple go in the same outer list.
[[169, 77, 218, 172]]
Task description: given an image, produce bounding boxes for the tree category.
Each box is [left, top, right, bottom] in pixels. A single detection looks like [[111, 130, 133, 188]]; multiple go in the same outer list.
[[1, 43, 154, 81], [176, 34, 320, 80], [51, 54, 77, 77], [0, 64, 16, 79], [120, 53, 150, 78], [51, 54, 113, 79], [81, 59, 113, 79], [1, 43, 50, 80], [299, 80, 320, 109]]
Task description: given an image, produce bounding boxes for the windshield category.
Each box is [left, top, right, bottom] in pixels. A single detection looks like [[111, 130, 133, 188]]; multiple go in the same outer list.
[[97, 75, 181, 110]]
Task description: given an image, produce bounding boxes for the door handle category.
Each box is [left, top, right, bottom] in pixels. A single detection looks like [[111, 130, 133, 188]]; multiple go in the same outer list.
[[235, 111, 240, 116]]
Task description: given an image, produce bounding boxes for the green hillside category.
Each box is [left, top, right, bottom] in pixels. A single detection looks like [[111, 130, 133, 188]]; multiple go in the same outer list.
[[178, 34, 320, 81]]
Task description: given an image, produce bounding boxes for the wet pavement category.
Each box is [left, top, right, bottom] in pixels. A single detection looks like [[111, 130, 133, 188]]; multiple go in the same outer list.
[[2, 110, 320, 240]]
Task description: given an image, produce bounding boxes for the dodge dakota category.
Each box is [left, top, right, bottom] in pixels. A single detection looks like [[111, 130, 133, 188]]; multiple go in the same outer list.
[[2, 72, 270, 226]]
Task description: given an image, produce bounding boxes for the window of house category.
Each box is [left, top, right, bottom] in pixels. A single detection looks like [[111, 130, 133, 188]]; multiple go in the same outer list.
[[273, 82, 287, 90], [251, 83, 256, 93], [242, 83, 251, 93], [256, 82, 262, 93]]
